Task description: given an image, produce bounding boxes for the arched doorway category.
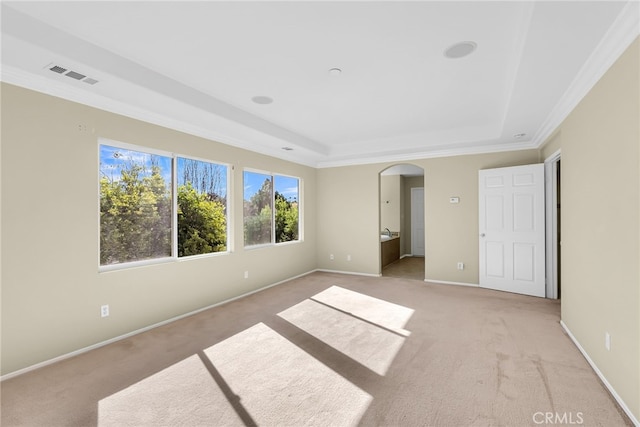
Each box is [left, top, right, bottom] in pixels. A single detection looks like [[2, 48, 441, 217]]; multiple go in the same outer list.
[[379, 164, 425, 280]]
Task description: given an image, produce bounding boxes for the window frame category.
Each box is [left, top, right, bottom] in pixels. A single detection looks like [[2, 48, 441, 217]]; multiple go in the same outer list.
[[98, 138, 232, 272], [243, 168, 302, 249], [174, 153, 233, 260], [273, 173, 302, 245]]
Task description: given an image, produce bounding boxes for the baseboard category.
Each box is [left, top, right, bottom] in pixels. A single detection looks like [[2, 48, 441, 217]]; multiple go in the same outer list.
[[560, 321, 639, 426], [0, 269, 316, 382], [315, 268, 382, 278], [424, 278, 479, 287]]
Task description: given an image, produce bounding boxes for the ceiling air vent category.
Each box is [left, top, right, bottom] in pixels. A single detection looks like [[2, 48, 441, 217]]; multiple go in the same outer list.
[[45, 63, 99, 85], [65, 71, 86, 80], [49, 65, 67, 74]]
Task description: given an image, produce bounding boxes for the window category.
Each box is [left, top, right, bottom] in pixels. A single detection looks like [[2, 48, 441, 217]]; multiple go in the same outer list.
[[177, 157, 228, 256], [274, 175, 299, 243], [99, 141, 230, 269], [99, 144, 172, 265], [243, 171, 272, 246], [243, 170, 300, 247]]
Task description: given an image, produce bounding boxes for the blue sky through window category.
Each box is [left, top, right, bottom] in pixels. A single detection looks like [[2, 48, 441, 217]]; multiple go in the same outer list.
[[244, 172, 299, 202], [274, 175, 299, 202], [244, 171, 270, 201], [100, 145, 295, 204], [100, 145, 172, 185]]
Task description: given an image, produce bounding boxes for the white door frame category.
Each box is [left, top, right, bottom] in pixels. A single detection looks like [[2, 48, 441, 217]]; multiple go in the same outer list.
[[544, 149, 561, 299], [411, 187, 425, 256]]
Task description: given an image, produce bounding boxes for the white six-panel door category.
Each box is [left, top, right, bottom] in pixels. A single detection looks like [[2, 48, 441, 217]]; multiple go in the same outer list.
[[479, 164, 545, 297]]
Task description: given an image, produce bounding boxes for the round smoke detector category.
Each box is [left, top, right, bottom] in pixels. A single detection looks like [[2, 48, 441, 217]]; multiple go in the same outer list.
[[444, 41, 477, 59]]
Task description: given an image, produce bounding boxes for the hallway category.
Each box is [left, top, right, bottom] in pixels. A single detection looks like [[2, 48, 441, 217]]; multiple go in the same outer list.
[[382, 256, 424, 281]]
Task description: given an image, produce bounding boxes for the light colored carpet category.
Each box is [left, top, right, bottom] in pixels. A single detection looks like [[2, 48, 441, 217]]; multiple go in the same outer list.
[[1, 272, 632, 426], [278, 286, 412, 376], [100, 322, 372, 427]]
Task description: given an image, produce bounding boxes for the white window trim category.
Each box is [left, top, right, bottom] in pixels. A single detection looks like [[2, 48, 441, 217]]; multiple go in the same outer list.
[[274, 172, 304, 243], [242, 168, 303, 249], [98, 138, 232, 272], [174, 154, 233, 259]]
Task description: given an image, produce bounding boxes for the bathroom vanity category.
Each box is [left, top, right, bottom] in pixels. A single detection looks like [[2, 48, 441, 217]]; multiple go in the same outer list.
[[381, 232, 400, 268]]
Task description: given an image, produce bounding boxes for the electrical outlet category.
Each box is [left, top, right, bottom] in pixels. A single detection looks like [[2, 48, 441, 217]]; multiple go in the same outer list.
[[605, 332, 611, 351], [457, 262, 464, 270], [244, 271, 249, 279], [330, 254, 334, 260], [101, 304, 109, 318]]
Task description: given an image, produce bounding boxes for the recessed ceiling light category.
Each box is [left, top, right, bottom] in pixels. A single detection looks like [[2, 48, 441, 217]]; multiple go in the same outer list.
[[328, 68, 342, 76], [252, 96, 273, 105], [514, 133, 526, 139], [444, 41, 477, 59]]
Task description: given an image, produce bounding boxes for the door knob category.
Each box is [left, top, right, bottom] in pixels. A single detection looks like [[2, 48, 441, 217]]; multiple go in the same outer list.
[[480, 233, 486, 237]]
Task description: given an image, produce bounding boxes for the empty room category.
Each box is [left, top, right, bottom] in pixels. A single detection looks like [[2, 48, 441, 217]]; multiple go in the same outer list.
[[1, 1, 639, 426]]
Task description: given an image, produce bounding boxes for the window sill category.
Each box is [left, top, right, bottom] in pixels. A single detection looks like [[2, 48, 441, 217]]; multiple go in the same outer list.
[[244, 240, 303, 251], [100, 250, 231, 272]]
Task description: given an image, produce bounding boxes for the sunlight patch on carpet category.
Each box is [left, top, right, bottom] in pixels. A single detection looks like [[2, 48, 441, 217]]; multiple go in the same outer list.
[[204, 322, 372, 426], [98, 322, 371, 426], [278, 287, 414, 375], [98, 354, 242, 426], [312, 286, 414, 336]]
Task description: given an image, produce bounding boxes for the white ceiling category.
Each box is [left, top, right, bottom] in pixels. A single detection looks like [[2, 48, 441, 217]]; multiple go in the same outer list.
[[2, 1, 638, 167]]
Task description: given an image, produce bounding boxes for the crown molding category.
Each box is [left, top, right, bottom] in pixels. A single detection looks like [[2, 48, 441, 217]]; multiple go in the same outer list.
[[533, 0, 640, 148], [2, 2, 636, 170], [316, 140, 538, 169], [1, 4, 329, 158], [2, 66, 539, 170], [5, 0, 636, 172], [1, 66, 319, 168]]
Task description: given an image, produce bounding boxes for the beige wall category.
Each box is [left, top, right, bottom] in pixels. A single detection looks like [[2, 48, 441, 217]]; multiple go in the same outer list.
[[316, 151, 540, 278], [541, 130, 562, 159], [316, 163, 382, 274], [0, 83, 317, 375], [540, 38, 640, 420], [380, 175, 401, 232], [421, 151, 541, 283]]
